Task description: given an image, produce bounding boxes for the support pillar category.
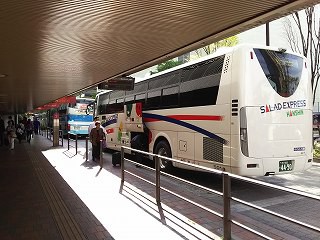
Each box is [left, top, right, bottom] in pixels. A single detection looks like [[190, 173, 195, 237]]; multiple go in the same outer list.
[[53, 112, 59, 147]]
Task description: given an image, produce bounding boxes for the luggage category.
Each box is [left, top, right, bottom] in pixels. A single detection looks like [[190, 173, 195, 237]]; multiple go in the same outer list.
[[112, 152, 121, 166]]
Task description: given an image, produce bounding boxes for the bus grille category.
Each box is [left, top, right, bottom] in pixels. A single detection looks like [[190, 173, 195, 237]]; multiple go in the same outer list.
[[203, 137, 223, 163]]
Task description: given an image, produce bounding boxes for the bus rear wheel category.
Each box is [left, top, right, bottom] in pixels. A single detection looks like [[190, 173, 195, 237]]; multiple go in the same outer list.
[[154, 140, 173, 171]]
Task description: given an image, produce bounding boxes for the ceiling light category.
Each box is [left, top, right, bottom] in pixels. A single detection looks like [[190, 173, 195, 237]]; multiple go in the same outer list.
[[0, 74, 8, 78]]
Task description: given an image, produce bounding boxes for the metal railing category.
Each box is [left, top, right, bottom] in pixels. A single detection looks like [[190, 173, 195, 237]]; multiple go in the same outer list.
[[45, 127, 63, 146], [46, 127, 53, 141], [119, 146, 320, 240], [65, 133, 91, 162], [67, 132, 78, 153]]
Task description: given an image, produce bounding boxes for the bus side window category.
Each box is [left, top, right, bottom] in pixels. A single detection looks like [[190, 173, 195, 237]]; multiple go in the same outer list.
[[135, 93, 146, 106], [162, 86, 179, 108], [146, 90, 161, 110]]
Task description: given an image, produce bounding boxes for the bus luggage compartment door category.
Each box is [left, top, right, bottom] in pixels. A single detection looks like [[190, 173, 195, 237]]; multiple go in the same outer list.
[[177, 132, 195, 170]]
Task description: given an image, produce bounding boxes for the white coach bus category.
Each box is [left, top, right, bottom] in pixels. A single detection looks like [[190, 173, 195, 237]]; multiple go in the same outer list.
[[94, 44, 312, 176]]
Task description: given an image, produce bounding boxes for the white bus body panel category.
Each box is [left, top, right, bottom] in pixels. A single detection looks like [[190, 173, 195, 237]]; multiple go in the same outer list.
[[96, 44, 312, 176], [102, 113, 131, 151], [230, 45, 312, 175], [146, 105, 231, 171], [101, 103, 144, 151]]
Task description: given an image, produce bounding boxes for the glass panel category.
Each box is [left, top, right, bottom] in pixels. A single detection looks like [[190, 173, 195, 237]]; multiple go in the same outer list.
[[254, 49, 303, 97], [162, 86, 179, 107]]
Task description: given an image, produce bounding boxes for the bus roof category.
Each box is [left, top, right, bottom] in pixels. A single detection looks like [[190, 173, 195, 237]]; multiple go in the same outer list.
[[95, 44, 305, 99]]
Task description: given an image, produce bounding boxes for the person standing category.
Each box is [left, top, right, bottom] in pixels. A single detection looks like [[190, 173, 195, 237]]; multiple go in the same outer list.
[[0, 116, 5, 146], [33, 118, 40, 135], [90, 121, 105, 166], [7, 116, 14, 126], [88, 116, 99, 135], [25, 119, 33, 143], [16, 121, 25, 143], [88, 116, 99, 160], [6, 121, 16, 150]]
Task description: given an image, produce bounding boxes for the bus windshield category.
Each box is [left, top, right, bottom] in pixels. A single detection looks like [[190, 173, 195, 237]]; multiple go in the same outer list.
[[254, 49, 303, 97]]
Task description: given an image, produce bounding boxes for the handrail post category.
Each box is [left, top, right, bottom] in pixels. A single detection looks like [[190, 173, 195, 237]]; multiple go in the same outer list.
[[99, 140, 103, 168], [67, 133, 70, 150], [119, 147, 125, 193], [223, 173, 231, 240], [155, 155, 161, 204], [75, 134, 78, 154], [155, 154, 166, 224], [85, 137, 88, 161]]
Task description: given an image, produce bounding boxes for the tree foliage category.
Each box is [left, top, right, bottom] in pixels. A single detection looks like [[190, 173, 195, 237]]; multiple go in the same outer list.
[[195, 36, 238, 58], [152, 59, 182, 74], [284, 6, 320, 103], [152, 35, 238, 74]]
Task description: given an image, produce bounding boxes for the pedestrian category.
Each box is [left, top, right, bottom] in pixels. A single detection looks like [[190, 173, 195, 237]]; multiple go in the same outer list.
[[7, 116, 14, 126], [6, 121, 16, 150], [0, 115, 5, 146], [25, 119, 33, 143], [33, 118, 40, 135], [88, 116, 99, 135], [89, 121, 105, 166], [16, 121, 25, 143], [88, 116, 99, 160]]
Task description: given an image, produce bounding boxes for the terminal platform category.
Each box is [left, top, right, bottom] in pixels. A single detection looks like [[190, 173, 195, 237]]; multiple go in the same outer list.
[[2, 134, 319, 240], [0, 134, 211, 240]]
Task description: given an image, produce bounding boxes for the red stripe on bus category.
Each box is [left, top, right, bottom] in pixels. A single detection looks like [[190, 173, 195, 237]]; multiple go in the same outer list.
[[144, 115, 223, 122]]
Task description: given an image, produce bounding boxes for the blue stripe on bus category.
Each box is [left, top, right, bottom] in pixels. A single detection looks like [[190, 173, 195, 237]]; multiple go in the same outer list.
[[102, 118, 117, 128], [142, 113, 228, 145]]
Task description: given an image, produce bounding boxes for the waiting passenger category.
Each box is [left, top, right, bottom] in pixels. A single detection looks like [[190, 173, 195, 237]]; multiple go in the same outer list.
[[89, 121, 105, 166]]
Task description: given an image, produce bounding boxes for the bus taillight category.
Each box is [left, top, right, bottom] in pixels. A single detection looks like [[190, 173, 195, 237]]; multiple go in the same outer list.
[[240, 108, 249, 157], [67, 124, 70, 131]]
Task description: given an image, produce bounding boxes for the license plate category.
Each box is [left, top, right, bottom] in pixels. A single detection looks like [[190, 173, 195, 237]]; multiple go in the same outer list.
[[74, 126, 80, 130], [279, 160, 294, 172]]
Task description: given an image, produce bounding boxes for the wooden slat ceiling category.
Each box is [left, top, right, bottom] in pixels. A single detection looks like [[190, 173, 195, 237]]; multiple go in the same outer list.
[[0, 0, 319, 114]]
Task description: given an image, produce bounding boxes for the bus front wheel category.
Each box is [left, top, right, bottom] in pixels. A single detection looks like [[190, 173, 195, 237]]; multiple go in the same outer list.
[[154, 140, 173, 171]]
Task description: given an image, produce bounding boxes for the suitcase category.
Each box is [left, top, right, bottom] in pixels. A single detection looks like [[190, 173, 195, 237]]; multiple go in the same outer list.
[[112, 152, 121, 166]]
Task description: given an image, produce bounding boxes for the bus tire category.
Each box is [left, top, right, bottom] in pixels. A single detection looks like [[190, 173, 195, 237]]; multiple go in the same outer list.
[[154, 140, 173, 171]]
